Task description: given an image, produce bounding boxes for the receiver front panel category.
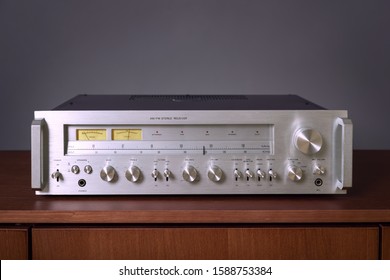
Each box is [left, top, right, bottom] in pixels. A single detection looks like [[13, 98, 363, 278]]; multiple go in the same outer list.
[[32, 110, 351, 194]]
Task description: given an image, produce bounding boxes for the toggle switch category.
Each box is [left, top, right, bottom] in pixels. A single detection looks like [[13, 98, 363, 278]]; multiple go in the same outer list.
[[245, 169, 254, 181], [151, 169, 159, 181], [51, 170, 62, 182], [164, 169, 171, 181], [257, 169, 265, 181], [234, 169, 242, 181], [268, 169, 277, 181]]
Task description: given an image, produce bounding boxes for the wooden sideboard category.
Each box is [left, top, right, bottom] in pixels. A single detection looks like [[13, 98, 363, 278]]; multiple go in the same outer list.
[[0, 150, 389, 260]]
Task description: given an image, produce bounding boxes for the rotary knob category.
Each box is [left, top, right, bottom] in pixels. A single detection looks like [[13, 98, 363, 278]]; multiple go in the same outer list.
[[208, 165, 223, 182], [84, 165, 93, 174], [182, 165, 198, 182], [294, 128, 323, 155], [313, 165, 326, 175], [125, 165, 141, 182], [287, 165, 303, 182], [71, 165, 80, 174], [100, 165, 116, 182]]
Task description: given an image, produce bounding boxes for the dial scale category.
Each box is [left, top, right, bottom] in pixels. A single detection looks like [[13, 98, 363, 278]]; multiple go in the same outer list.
[[32, 95, 352, 195]]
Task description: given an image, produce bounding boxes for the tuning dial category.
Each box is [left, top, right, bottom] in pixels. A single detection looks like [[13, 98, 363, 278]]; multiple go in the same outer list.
[[125, 165, 141, 182], [100, 165, 116, 182], [183, 165, 198, 182], [287, 165, 303, 182], [294, 128, 323, 155], [208, 165, 223, 182]]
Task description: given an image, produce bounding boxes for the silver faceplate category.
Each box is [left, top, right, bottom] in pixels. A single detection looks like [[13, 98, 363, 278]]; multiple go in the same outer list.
[[32, 109, 352, 195]]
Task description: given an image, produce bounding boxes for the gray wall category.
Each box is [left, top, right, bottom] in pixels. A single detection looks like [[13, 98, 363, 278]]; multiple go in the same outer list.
[[1, 0, 389, 150]]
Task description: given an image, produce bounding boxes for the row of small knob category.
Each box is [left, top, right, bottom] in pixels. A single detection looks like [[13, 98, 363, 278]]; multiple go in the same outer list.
[[100, 165, 201, 183], [70, 165, 93, 174], [100, 165, 172, 182], [99, 165, 277, 183], [54, 163, 325, 183]]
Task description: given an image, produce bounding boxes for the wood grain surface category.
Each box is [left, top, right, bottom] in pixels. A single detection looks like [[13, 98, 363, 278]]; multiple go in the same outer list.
[[0, 228, 29, 259], [32, 226, 378, 260], [382, 226, 390, 260]]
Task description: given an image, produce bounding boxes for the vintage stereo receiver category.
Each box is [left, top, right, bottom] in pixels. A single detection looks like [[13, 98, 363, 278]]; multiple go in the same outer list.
[[31, 95, 352, 195]]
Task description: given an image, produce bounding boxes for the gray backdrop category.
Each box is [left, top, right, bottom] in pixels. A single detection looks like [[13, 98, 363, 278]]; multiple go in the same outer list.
[[1, 0, 389, 150]]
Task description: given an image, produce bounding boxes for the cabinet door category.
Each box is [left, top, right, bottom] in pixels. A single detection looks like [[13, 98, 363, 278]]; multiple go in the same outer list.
[[0, 228, 29, 259], [382, 226, 390, 259], [32, 226, 378, 260]]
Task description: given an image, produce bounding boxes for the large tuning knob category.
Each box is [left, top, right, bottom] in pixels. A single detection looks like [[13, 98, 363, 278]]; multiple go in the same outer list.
[[125, 165, 141, 182], [294, 128, 323, 155], [100, 165, 116, 182], [208, 165, 223, 182], [183, 165, 198, 182]]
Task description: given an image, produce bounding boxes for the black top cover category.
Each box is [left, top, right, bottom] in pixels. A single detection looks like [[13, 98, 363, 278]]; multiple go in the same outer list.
[[54, 95, 325, 111]]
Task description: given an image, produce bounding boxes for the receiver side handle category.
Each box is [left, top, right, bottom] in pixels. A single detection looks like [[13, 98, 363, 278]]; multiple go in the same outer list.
[[31, 119, 46, 190], [336, 117, 353, 189]]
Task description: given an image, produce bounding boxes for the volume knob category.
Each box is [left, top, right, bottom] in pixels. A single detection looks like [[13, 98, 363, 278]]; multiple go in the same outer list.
[[294, 128, 323, 155], [183, 165, 198, 182], [100, 165, 116, 182], [208, 165, 223, 182], [287, 165, 303, 182], [125, 165, 141, 182]]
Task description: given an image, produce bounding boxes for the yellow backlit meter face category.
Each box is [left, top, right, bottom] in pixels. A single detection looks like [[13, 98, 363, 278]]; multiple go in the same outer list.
[[112, 129, 142, 140], [76, 129, 107, 141]]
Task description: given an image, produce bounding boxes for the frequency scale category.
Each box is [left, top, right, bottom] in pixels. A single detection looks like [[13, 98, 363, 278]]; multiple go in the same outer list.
[[31, 95, 352, 195]]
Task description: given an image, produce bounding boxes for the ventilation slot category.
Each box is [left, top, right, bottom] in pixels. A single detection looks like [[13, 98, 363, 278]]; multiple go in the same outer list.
[[129, 95, 248, 102]]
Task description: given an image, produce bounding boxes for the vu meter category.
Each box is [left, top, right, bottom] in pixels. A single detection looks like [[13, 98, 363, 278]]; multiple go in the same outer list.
[[76, 129, 107, 140], [112, 129, 142, 140], [31, 95, 352, 195]]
